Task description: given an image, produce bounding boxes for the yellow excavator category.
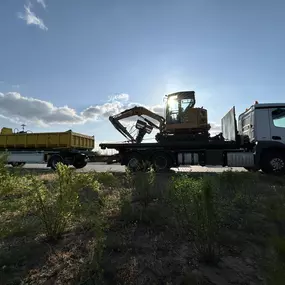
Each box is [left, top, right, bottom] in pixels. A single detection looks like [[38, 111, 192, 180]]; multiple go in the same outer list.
[[109, 91, 211, 143]]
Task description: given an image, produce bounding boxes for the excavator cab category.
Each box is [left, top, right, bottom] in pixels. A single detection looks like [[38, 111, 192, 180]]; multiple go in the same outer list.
[[164, 91, 210, 134]]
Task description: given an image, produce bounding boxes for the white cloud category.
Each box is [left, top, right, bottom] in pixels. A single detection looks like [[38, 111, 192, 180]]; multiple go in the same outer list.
[[0, 92, 221, 137], [36, 0, 47, 9], [82, 101, 137, 120], [18, 3, 48, 31], [209, 122, 221, 135], [150, 105, 164, 117], [0, 93, 82, 125], [0, 92, 161, 128], [108, 93, 129, 102], [0, 92, 140, 126]]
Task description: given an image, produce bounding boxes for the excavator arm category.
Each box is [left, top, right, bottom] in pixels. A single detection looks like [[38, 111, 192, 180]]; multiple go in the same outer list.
[[109, 106, 165, 143]]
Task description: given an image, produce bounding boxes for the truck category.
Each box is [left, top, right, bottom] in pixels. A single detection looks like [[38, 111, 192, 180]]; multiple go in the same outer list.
[[99, 91, 285, 175], [0, 127, 95, 170]]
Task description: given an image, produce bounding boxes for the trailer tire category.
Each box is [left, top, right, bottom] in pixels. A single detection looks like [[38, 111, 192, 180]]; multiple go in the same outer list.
[[261, 151, 285, 175], [11, 162, 26, 168], [151, 152, 172, 172], [49, 155, 64, 170], [73, 159, 87, 169]]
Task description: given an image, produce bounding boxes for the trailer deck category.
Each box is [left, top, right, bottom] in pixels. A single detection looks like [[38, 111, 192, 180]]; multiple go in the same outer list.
[[99, 138, 241, 151]]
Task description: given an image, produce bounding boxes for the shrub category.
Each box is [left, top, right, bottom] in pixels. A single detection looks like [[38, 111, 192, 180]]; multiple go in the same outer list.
[[0, 152, 16, 194], [28, 163, 102, 240], [118, 187, 133, 221], [167, 175, 221, 263], [0, 154, 37, 238], [126, 168, 156, 220], [94, 171, 119, 188], [265, 237, 285, 285]]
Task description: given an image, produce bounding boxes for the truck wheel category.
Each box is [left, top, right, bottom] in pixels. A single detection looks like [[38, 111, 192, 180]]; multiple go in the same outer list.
[[49, 155, 63, 170], [261, 151, 285, 175], [126, 152, 144, 172], [152, 152, 172, 172]]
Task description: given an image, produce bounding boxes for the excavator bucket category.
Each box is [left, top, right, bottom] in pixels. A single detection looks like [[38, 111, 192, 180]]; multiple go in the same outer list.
[[135, 119, 153, 134]]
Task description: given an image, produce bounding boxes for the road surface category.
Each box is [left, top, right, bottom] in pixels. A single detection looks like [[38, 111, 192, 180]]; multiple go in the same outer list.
[[17, 162, 246, 173]]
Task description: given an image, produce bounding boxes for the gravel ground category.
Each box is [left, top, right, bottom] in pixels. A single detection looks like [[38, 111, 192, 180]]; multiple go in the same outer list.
[[17, 162, 246, 173]]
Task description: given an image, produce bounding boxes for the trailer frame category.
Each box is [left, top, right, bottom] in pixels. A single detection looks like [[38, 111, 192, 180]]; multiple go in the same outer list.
[[1, 148, 95, 170]]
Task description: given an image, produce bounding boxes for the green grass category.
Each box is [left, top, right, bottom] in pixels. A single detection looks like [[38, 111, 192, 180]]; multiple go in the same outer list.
[[1, 155, 285, 284]]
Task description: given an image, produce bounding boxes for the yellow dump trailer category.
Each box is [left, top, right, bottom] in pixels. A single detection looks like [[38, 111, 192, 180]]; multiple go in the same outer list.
[[0, 128, 95, 170], [0, 129, 94, 150]]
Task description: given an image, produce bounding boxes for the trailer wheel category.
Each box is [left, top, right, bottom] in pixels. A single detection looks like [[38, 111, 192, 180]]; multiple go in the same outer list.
[[49, 155, 63, 170], [11, 162, 26, 168], [151, 152, 172, 172], [261, 151, 285, 175], [73, 160, 87, 169]]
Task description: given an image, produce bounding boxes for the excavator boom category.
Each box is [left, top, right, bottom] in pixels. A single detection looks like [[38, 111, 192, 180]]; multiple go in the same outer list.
[[109, 106, 166, 143], [111, 106, 165, 127]]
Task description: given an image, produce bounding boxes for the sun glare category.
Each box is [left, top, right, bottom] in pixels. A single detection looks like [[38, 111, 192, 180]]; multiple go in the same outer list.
[[167, 95, 178, 111]]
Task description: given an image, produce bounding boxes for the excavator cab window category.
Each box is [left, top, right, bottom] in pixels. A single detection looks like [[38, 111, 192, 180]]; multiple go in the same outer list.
[[166, 95, 179, 123], [166, 94, 195, 124], [181, 98, 195, 112]]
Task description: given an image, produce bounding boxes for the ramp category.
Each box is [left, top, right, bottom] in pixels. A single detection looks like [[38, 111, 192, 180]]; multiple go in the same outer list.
[[221, 107, 237, 141]]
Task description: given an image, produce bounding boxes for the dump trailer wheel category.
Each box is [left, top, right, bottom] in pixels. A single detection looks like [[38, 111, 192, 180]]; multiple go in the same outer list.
[[11, 162, 26, 168], [151, 152, 172, 172], [261, 151, 285, 175], [49, 155, 64, 170], [73, 159, 88, 169]]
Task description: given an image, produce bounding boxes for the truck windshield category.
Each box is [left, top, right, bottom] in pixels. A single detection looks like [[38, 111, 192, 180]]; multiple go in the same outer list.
[[272, 108, 285, 128]]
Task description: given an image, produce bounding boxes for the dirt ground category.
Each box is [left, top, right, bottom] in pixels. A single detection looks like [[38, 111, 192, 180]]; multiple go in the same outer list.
[[1, 170, 285, 285]]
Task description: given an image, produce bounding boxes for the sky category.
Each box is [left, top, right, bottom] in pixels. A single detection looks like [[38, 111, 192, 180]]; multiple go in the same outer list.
[[0, 0, 285, 150]]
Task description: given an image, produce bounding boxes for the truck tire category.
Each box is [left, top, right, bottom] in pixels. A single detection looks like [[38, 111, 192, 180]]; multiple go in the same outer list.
[[151, 152, 172, 172], [261, 151, 285, 175], [126, 152, 144, 172], [49, 155, 63, 170]]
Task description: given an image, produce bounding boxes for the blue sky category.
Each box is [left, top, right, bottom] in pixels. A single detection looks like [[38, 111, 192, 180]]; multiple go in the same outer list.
[[0, 0, 285, 148]]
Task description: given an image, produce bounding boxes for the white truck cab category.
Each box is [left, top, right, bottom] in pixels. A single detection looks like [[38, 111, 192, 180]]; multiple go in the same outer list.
[[238, 103, 285, 173], [239, 103, 285, 144]]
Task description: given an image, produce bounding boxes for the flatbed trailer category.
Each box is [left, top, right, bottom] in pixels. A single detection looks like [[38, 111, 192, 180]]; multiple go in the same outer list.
[[100, 103, 285, 174], [100, 139, 254, 170]]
